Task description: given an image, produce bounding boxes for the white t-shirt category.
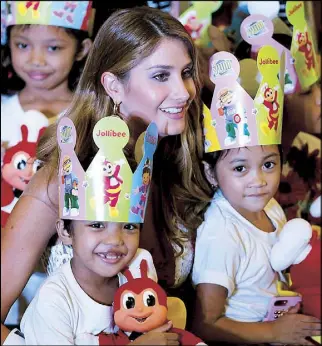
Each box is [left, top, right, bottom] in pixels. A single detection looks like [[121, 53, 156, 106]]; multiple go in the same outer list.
[[192, 190, 287, 322], [20, 248, 157, 345]]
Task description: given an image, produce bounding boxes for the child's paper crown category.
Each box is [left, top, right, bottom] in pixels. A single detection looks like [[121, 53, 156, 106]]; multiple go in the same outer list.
[[1, 1, 93, 44], [240, 3, 319, 93], [204, 45, 285, 153], [57, 116, 158, 223]]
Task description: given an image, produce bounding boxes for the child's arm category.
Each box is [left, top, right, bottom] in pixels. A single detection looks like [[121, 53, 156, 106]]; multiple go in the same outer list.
[[192, 283, 321, 345]]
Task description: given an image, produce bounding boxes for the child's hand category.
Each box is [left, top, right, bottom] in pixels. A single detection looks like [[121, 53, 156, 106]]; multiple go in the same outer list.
[[271, 312, 321, 345], [131, 321, 179, 345]]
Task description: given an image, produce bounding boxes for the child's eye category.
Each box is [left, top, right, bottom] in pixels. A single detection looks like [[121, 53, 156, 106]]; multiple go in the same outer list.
[[234, 166, 246, 173], [153, 72, 169, 82], [123, 223, 139, 231], [17, 43, 28, 49], [182, 68, 193, 79], [263, 161, 276, 170], [89, 222, 105, 229], [48, 46, 60, 52]]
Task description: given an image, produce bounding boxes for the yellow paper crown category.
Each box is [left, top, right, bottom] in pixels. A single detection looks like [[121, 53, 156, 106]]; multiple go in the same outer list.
[[57, 116, 158, 223], [204, 45, 285, 153]]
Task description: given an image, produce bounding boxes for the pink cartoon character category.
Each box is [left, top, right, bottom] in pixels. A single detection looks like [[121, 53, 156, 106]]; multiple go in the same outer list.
[[1, 124, 46, 227], [296, 29, 315, 70], [53, 1, 78, 24], [102, 158, 123, 218]]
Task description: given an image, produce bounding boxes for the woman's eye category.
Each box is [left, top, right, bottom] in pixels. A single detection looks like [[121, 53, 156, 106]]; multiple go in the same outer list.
[[182, 68, 193, 79], [17, 43, 28, 49], [234, 166, 246, 173], [153, 73, 169, 82]]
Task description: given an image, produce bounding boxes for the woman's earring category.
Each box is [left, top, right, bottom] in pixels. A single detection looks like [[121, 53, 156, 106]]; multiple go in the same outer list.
[[112, 101, 122, 118], [211, 184, 218, 190]]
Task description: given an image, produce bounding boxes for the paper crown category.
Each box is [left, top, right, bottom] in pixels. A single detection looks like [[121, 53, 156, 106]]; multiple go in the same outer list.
[[178, 1, 223, 47], [204, 45, 285, 153], [1, 1, 93, 45], [240, 3, 319, 93], [57, 116, 158, 223]]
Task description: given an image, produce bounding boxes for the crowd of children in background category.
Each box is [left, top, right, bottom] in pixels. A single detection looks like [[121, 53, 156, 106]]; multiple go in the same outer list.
[[1, 1, 321, 345]]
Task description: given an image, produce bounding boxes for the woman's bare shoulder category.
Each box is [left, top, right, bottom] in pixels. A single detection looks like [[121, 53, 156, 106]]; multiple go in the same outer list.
[[23, 165, 59, 212]]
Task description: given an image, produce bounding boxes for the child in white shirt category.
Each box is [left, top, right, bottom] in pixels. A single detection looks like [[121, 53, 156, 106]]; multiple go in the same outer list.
[[191, 145, 321, 344]]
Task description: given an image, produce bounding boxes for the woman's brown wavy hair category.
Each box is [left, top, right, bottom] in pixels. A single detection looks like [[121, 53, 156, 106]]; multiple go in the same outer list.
[[37, 6, 213, 253]]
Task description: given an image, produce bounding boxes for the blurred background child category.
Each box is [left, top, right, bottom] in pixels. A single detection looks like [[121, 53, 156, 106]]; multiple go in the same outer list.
[[0, 0, 93, 329]]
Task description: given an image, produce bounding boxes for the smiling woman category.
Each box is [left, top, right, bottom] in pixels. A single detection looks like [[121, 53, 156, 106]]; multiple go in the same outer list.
[[1, 6, 212, 345], [103, 38, 196, 136]]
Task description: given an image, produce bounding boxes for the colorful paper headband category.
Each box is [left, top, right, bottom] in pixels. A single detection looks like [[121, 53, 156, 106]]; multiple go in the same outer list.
[[1, 1, 93, 45], [178, 1, 223, 47], [203, 45, 285, 153], [240, 3, 319, 93], [57, 116, 158, 223]]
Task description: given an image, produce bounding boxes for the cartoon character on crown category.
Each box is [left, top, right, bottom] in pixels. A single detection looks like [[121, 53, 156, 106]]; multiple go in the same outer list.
[[97, 259, 206, 345], [53, 1, 79, 24], [61, 155, 79, 217], [1, 124, 46, 227], [295, 28, 315, 70], [17, 1, 40, 18], [131, 158, 151, 220], [216, 88, 251, 146], [102, 158, 123, 218], [256, 83, 280, 131]]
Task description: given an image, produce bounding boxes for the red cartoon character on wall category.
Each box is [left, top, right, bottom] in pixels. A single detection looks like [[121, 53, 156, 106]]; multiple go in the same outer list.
[[102, 158, 123, 218], [1, 124, 46, 227], [184, 15, 204, 40], [98, 259, 206, 345], [296, 29, 315, 70], [257, 83, 280, 131]]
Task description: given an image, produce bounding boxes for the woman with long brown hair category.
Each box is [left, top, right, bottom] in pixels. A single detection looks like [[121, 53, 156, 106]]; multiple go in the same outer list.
[[1, 6, 213, 344]]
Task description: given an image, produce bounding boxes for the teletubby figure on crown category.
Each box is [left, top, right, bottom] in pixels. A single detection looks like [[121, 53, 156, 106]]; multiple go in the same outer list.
[[131, 158, 151, 220]]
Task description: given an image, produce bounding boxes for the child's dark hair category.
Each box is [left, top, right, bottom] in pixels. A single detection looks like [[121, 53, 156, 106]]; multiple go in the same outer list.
[[1, 25, 89, 95], [203, 144, 284, 178], [63, 219, 74, 237]]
